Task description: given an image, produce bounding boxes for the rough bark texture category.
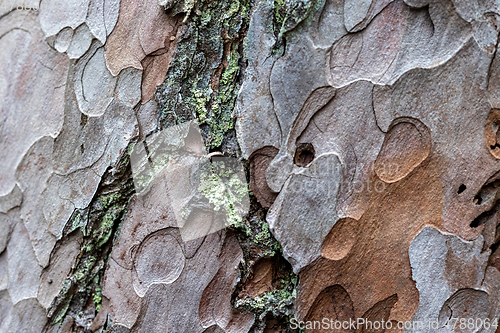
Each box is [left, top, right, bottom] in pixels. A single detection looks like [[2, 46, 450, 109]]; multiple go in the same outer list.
[[1, 0, 500, 332]]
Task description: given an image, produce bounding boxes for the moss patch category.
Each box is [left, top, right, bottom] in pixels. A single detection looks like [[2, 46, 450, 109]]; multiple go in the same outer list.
[[272, 0, 322, 54], [230, 191, 301, 332], [198, 157, 249, 227], [279, 0, 318, 34], [155, 0, 252, 149]]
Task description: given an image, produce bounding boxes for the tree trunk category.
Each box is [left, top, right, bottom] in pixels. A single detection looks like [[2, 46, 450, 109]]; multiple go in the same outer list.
[[1, 0, 500, 332]]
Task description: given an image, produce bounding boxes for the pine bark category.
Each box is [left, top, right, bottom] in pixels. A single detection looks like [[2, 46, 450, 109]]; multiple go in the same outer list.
[[1, 0, 500, 332]]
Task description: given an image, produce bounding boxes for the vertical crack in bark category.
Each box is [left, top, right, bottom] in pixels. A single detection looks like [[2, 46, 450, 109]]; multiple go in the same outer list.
[[46, 142, 137, 331]]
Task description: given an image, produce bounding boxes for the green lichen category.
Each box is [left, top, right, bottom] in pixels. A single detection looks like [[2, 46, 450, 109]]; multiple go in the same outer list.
[[198, 158, 249, 227], [132, 152, 172, 191], [68, 210, 85, 234], [272, 0, 322, 47], [233, 215, 282, 257], [192, 88, 210, 123], [207, 49, 241, 147], [274, 0, 287, 28], [281, 0, 318, 33], [235, 288, 296, 319], [234, 263, 299, 327], [156, 0, 251, 149], [253, 222, 282, 256], [160, 0, 197, 17], [93, 283, 102, 313]]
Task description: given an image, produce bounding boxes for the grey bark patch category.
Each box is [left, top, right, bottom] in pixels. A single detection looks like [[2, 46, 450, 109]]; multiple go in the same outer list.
[[344, 0, 372, 32], [0, 290, 13, 331], [54, 27, 74, 53], [7, 222, 42, 304], [0, 11, 68, 197], [39, 0, 90, 37], [38, 233, 81, 308], [408, 226, 492, 330], [267, 153, 342, 271], [75, 44, 117, 117], [330, 0, 472, 87], [66, 23, 93, 59], [10, 298, 47, 333], [133, 230, 185, 297], [39, 0, 119, 58], [0, 213, 13, 260], [86, 0, 108, 44], [0, 185, 23, 214], [0, 253, 8, 291]]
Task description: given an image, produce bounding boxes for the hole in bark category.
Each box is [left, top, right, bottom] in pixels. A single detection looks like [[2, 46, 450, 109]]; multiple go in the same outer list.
[[294, 143, 315, 167], [457, 184, 466, 194], [491, 121, 500, 150], [474, 178, 500, 205], [470, 200, 500, 228], [485, 110, 500, 158], [80, 113, 88, 127], [470, 210, 491, 228]]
